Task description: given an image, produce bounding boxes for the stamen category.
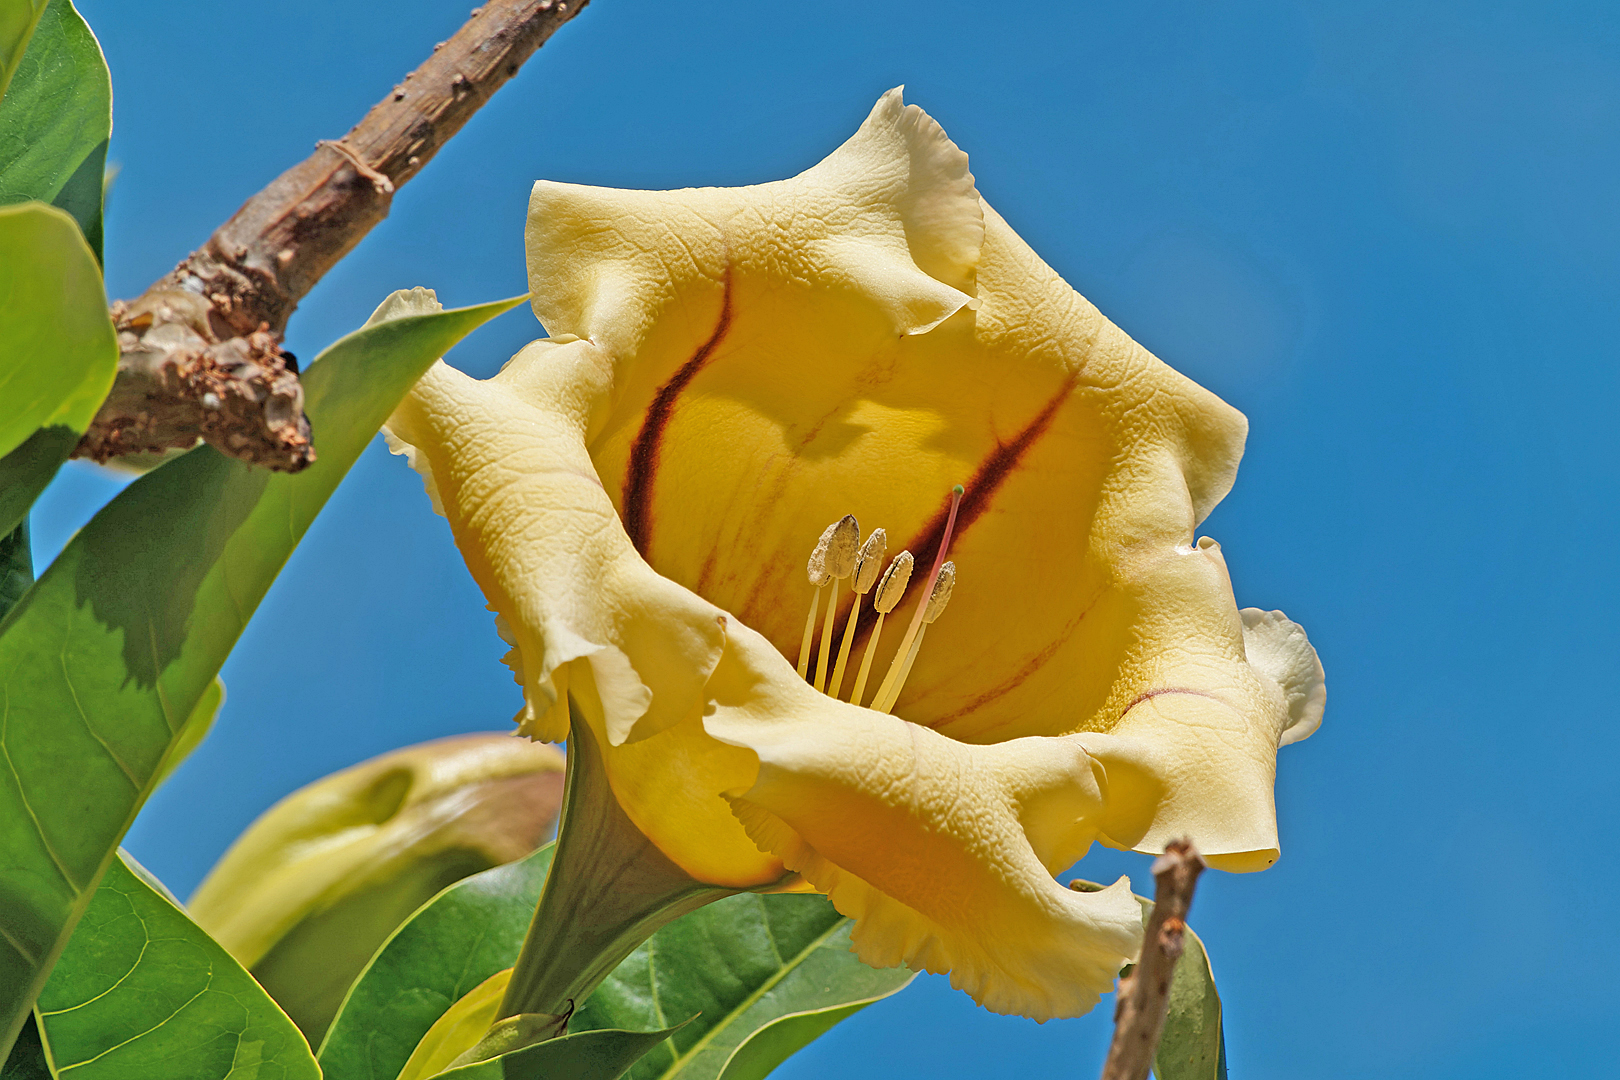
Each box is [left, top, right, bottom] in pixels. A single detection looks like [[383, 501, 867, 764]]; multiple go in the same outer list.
[[813, 515, 860, 692], [850, 549, 912, 705], [873, 549, 915, 613], [796, 521, 838, 678], [874, 561, 954, 714], [828, 528, 887, 698], [870, 485, 964, 713]]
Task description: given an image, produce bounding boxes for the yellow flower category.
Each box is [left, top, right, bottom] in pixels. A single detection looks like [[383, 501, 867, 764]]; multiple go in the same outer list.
[[384, 89, 1324, 1022]]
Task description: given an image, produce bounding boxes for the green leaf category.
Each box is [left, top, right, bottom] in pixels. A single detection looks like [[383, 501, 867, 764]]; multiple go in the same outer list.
[[0, 1015, 48, 1080], [33, 851, 319, 1080], [0, 203, 115, 454], [0, 521, 29, 623], [0, 0, 111, 256], [713, 1000, 879, 1080], [571, 893, 915, 1080], [0, 0, 48, 104], [0, 427, 80, 548], [319, 842, 556, 1080], [1151, 915, 1225, 1080], [0, 201, 118, 539], [151, 677, 224, 789], [324, 853, 910, 1080], [0, 290, 526, 1059], [430, 1024, 688, 1080]]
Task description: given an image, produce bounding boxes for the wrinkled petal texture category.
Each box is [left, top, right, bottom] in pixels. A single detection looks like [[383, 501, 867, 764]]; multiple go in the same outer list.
[[385, 88, 1321, 1019]]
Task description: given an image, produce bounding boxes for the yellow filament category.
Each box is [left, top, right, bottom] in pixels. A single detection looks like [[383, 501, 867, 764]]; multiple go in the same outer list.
[[849, 611, 885, 705], [813, 581, 841, 692], [827, 593, 862, 699], [874, 625, 928, 714], [869, 609, 924, 712], [796, 584, 823, 679]]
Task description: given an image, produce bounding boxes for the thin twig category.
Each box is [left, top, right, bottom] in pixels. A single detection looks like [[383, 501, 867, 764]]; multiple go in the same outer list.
[[76, 0, 590, 471], [1099, 839, 1206, 1080]]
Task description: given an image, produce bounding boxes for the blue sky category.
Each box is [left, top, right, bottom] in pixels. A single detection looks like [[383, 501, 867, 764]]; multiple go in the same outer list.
[[38, 1, 1620, 1076]]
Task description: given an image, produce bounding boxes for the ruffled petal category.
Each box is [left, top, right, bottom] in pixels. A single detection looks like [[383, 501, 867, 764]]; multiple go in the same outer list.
[[705, 628, 1143, 1022], [385, 337, 727, 746], [1241, 608, 1326, 746], [1065, 537, 1295, 872]]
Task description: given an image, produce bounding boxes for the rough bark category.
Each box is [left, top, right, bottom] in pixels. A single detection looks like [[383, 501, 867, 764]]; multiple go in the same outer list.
[[76, 0, 590, 471]]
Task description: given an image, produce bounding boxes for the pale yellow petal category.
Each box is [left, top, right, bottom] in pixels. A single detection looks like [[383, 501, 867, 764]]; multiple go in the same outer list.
[[1241, 608, 1326, 746], [1055, 537, 1291, 871], [385, 338, 727, 746], [706, 628, 1143, 1021]]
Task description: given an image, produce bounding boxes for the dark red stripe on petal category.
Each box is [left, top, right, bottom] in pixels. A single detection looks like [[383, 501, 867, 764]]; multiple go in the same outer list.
[[1119, 687, 1224, 718], [923, 606, 1089, 730], [836, 375, 1078, 665], [621, 272, 734, 558]]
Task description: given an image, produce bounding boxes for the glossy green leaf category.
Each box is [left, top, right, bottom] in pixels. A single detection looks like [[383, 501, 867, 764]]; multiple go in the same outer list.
[[0, 291, 526, 1059], [571, 892, 916, 1080], [319, 842, 556, 1080], [0, 0, 110, 255], [0, 201, 118, 539], [34, 851, 319, 1079], [0, 0, 48, 103], [431, 1024, 688, 1080]]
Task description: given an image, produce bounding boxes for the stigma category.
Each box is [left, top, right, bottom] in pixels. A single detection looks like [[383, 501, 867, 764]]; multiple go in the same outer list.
[[797, 485, 963, 714]]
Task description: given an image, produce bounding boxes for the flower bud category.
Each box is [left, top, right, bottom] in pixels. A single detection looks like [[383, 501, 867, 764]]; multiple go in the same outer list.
[[188, 733, 565, 1044]]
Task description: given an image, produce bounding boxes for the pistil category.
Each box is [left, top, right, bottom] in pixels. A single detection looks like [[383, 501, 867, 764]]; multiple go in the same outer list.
[[828, 528, 887, 699], [873, 560, 955, 714], [869, 485, 964, 712]]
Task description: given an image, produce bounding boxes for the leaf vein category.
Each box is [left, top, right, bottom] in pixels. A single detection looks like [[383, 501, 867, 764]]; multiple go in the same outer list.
[[0, 687, 82, 891], [59, 652, 139, 788], [654, 916, 848, 1080]]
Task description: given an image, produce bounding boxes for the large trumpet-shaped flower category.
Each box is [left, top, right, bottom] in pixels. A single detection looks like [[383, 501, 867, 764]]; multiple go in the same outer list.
[[385, 89, 1324, 1022]]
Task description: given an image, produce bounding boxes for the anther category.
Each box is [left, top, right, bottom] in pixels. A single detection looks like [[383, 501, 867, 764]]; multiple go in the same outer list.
[[874, 562, 955, 714], [850, 550, 912, 705], [797, 521, 839, 678], [922, 560, 955, 623], [853, 528, 888, 594], [813, 515, 860, 692], [873, 551, 913, 613], [870, 485, 964, 713], [828, 528, 887, 699]]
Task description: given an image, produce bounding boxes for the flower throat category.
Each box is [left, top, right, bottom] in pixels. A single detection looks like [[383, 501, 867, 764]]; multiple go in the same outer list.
[[795, 485, 962, 714]]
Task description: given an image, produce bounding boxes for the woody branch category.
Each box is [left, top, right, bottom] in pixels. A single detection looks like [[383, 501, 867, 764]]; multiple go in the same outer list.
[[78, 0, 589, 472], [1099, 839, 1206, 1080]]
